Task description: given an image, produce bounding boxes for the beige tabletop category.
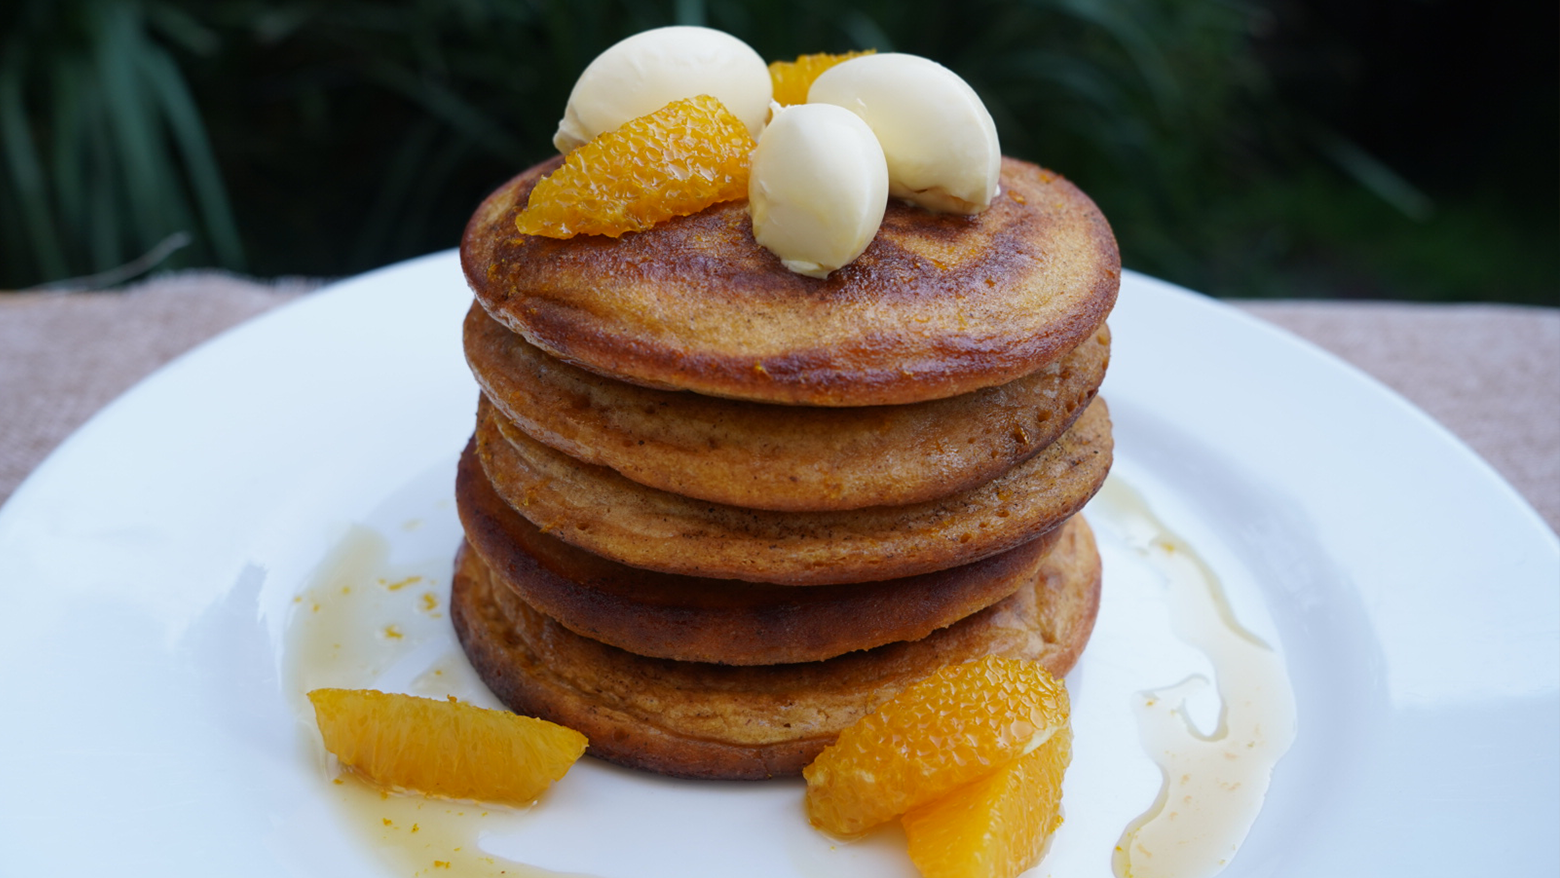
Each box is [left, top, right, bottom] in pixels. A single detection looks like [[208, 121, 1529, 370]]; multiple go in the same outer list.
[[1, 271, 1556, 536]]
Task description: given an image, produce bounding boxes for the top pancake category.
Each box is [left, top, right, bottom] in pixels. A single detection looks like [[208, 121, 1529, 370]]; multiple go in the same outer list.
[[462, 156, 1120, 406]]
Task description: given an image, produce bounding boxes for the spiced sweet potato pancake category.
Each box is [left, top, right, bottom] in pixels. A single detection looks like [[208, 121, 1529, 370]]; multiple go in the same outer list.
[[466, 302, 1109, 511], [461, 157, 1119, 407], [447, 29, 1124, 797], [450, 516, 1102, 780], [456, 439, 1066, 665], [473, 395, 1112, 585]]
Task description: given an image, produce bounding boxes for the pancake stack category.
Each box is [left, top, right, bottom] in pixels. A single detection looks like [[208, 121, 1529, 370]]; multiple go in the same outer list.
[[452, 156, 1119, 780]]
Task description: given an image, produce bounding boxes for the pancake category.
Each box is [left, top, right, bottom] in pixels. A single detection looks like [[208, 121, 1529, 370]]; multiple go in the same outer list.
[[456, 438, 1066, 665], [449, 516, 1102, 780], [473, 394, 1112, 585], [466, 302, 1110, 511], [461, 156, 1119, 407]]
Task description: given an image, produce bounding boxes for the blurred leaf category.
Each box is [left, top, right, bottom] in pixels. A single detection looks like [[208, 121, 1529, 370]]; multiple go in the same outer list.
[[0, 63, 69, 279], [2, 0, 1546, 302], [675, 0, 706, 27], [141, 46, 247, 267], [147, 2, 219, 55], [0, 0, 245, 287], [1045, 0, 1181, 116], [27, 230, 189, 291], [350, 115, 439, 267], [1305, 122, 1434, 221], [840, 10, 892, 52], [367, 60, 529, 164], [96, 1, 179, 253]]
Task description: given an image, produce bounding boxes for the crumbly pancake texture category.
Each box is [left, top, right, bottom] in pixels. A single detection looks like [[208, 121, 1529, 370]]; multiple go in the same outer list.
[[449, 517, 1102, 780], [461, 156, 1119, 407], [466, 303, 1110, 511], [474, 396, 1112, 585], [456, 439, 1065, 665]]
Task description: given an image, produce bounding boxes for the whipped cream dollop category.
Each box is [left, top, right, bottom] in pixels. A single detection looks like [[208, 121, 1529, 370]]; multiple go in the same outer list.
[[749, 103, 888, 279], [553, 26, 771, 152], [808, 53, 1001, 214]]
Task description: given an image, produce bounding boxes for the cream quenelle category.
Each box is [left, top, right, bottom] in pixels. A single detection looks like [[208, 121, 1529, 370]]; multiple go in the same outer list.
[[547, 31, 1001, 278], [552, 26, 771, 152], [809, 53, 1001, 215], [748, 103, 889, 278]]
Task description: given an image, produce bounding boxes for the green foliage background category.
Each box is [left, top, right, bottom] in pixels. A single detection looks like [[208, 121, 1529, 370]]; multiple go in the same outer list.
[[1, 0, 1555, 303]]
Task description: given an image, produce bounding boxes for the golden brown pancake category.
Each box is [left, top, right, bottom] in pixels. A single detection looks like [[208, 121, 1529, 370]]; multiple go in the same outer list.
[[461, 157, 1119, 407], [466, 302, 1110, 511], [455, 439, 1066, 665], [473, 395, 1112, 585], [450, 516, 1102, 780]]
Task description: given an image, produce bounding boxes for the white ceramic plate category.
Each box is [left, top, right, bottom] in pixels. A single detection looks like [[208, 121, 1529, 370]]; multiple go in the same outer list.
[[0, 252, 1554, 877]]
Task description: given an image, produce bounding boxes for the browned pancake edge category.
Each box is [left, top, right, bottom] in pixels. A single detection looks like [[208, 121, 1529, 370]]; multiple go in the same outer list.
[[473, 395, 1113, 585], [449, 516, 1103, 780], [466, 302, 1110, 511], [455, 438, 1064, 665], [461, 156, 1119, 406]]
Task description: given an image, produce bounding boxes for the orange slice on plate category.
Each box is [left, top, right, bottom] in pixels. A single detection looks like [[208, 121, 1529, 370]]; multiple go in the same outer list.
[[903, 724, 1072, 878], [307, 688, 587, 807], [803, 655, 1070, 836]]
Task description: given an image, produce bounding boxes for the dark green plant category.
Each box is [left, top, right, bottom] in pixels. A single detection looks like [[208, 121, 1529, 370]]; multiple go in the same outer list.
[[164, 0, 1287, 282], [0, 0, 244, 288], [3, 0, 1553, 304]]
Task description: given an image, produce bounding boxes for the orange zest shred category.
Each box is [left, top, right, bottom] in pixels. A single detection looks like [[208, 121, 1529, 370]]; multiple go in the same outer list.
[[903, 724, 1073, 878], [768, 49, 877, 106], [514, 94, 754, 239], [802, 655, 1071, 836], [307, 688, 587, 807]]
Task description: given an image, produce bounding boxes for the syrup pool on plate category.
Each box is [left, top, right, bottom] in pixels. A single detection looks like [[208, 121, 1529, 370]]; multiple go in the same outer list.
[[278, 456, 1297, 878], [284, 524, 598, 878], [275, 457, 912, 878], [1090, 478, 1298, 878]]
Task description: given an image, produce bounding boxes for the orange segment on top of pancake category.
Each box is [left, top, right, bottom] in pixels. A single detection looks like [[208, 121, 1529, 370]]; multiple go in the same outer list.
[[515, 94, 754, 239], [768, 49, 876, 106]]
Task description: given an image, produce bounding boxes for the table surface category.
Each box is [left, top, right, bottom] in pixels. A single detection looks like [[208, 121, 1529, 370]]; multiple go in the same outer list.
[[2, 270, 1556, 536]]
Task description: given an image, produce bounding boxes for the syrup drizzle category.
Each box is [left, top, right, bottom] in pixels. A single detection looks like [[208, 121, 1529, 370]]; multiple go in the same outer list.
[[285, 493, 1298, 877], [285, 525, 598, 878], [1094, 478, 1297, 878]]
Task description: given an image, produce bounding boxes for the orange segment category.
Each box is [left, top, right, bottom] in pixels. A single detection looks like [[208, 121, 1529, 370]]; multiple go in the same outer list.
[[307, 689, 587, 807], [803, 656, 1070, 836], [515, 94, 754, 239], [768, 50, 877, 105], [903, 725, 1073, 878]]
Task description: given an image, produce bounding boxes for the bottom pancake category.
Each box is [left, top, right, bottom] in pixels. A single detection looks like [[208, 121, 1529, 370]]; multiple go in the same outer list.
[[450, 517, 1103, 780]]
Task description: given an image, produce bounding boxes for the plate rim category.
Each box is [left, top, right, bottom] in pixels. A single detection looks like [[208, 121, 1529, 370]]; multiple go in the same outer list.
[[0, 252, 1554, 875]]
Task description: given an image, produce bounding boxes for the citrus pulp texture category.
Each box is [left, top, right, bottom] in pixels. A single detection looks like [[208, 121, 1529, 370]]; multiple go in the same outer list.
[[903, 725, 1072, 878], [768, 50, 877, 106], [803, 655, 1070, 836], [514, 94, 754, 239], [308, 688, 587, 807]]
